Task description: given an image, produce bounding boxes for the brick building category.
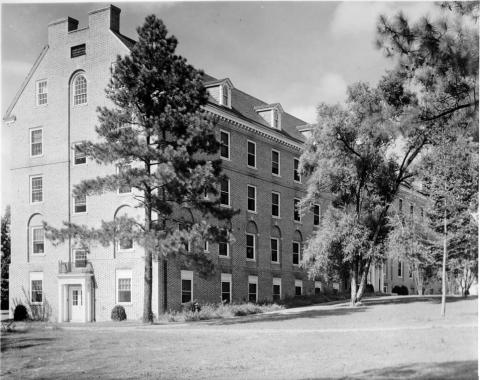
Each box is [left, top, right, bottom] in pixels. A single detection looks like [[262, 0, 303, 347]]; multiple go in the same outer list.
[[4, 5, 429, 323]]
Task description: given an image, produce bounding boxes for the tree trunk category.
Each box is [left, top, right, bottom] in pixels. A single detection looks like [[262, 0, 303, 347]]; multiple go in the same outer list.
[[356, 258, 371, 302], [441, 205, 447, 317], [143, 249, 153, 323], [350, 261, 358, 306]]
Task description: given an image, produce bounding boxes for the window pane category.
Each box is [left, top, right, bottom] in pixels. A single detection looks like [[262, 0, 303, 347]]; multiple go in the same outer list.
[[75, 195, 86, 213], [33, 228, 45, 254], [247, 186, 255, 212], [246, 234, 254, 259], [31, 177, 43, 202], [295, 286, 302, 296], [31, 280, 43, 303], [220, 178, 229, 206], [75, 250, 87, 267], [182, 279, 192, 303], [31, 130, 42, 156], [74, 75, 87, 105], [220, 131, 229, 158], [219, 241, 228, 256], [118, 278, 131, 302], [294, 199, 300, 221], [248, 283, 257, 302], [294, 159, 300, 182], [221, 281, 231, 303], [313, 205, 320, 226], [272, 151, 279, 175], [272, 193, 279, 217], [247, 142, 255, 167], [271, 239, 278, 262], [37, 81, 47, 105], [74, 145, 86, 165]]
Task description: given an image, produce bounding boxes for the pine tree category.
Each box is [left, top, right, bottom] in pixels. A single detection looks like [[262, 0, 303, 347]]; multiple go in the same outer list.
[[1, 206, 11, 310], [45, 16, 235, 323]]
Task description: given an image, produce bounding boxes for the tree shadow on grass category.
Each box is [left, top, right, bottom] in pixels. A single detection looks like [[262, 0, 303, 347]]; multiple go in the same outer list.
[[201, 305, 367, 326], [361, 295, 477, 307], [0, 336, 56, 353], [335, 360, 478, 380]]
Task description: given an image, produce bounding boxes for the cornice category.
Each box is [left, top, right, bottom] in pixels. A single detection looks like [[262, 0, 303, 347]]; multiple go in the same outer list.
[[204, 104, 304, 151]]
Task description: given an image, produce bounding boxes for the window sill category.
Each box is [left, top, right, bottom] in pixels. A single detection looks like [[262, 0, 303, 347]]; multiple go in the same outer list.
[[30, 201, 44, 206], [220, 156, 231, 161], [220, 204, 231, 209], [247, 210, 257, 215], [30, 154, 44, 159], [272, 174, 281, 178], [219, 255, 230, 259], [117, 302, 133, 306], [272, 216, 281, 220], [247, 165, 257, 170], [73, 211, 88, 215], [246, 258, 256, 262], [31, 253, 46, 257]]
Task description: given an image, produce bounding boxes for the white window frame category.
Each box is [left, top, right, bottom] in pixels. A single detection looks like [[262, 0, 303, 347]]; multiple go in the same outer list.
[[30, 127, 43, 158], [181, 270, 193, 304], [30, 175, 43, 204], [31, 226, 45, 256], [292, 241, 301, 266], [272, 277, 281, 301], [30, 272, 44, 305], [73, 194, 87, 214], [272, 191, 281, 218], [204, 241, 209, 253], [218, 239, 230, 257], [73, 73, 87, 106], [294, 198, 301, 222], [220, 130, 230, 160], [293, 158, 301, 183], [271, 237, 280, 263], [247, 140, 256, 169], [246, 233, 256, 261], [117, 234, 134, 252], [271, 149, 280, 176], [295, 279, 303, 296], [73, 143, 87, 166], [247, 185, 256, 213], [221, 273, 232, 303], [36, 79, 48, 106], [73, 249, 88, 268], [313, 204, 320, 226], [220, 177, 231, 208], [116, 269, 132, 305], [248, 275, 258, 303], [220, 84, 231, 108]]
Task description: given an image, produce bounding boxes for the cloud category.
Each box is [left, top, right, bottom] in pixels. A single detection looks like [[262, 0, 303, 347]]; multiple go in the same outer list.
[[330, 2, 443, 37]]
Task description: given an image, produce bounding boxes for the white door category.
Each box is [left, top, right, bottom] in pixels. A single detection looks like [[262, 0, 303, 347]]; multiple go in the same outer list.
[[69, 285, 84, 322]]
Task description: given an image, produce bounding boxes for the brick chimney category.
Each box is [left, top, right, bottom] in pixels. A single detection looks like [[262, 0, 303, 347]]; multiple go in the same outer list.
[[88, 5, 121, 33], [48, 17, 79, 46]]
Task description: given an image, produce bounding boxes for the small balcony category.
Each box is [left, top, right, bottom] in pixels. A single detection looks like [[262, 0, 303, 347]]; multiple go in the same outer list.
[[58, 260, 94, 274]]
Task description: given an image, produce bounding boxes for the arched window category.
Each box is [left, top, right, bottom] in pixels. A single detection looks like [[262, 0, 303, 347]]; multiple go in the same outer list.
[[73, 74, 87, 105]]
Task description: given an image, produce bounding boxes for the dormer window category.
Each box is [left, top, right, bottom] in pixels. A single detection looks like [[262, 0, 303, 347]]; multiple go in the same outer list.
[[222, 84, 229, 106], [254, 103, 283, 130], [205, 78, 233, 109]]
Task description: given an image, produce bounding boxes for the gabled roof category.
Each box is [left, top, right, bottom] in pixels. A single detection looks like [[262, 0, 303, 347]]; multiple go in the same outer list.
[[204, 77, 234, 89], [254, 103, 284, 114], [3, 45, 49, 121], [112, 31, 136, 50]]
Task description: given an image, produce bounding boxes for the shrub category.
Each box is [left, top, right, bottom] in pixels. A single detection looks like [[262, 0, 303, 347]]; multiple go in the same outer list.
[[111, 305, 127, 321], [13, 304, 29, 321], [392, 285, 409, 296], [365, 284, 375, 293]]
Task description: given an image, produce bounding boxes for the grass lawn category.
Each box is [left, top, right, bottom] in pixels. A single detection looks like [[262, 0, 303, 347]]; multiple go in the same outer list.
[[1, 297, 477, 379]]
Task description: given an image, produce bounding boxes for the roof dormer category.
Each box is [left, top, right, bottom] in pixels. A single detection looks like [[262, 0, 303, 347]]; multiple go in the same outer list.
[[205, 78, 233, 109], [254, 103, 284, 130]]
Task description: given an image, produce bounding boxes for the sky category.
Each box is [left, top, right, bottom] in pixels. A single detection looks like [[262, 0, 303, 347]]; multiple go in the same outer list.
[[1, 1, 441, 209]]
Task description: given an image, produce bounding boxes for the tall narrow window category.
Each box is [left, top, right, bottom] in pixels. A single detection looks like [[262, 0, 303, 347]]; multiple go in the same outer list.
[[272, 150, 280, 176], [74, 144, 86, 165], [31, 279, 43, 303], [32, 227, 45, 255], [246, 233, 255, 260], [248, 276, 258, 303], [272, 278, 281, 301], [295, 280, 303, 296], [118, 278, 131, 303], [181, 270, 193, 303], [271, 238, 279, 263], [221, 273, 232, 303], [313, 204, 320, 226], [398, 261, 403, 277], [247, 141, 256, 168], [293, 158, 301, 182], [220, 130, 230, 159], [398, 198, 403, 213], [73, 74, 87, 105], [273, 110, 279, 129], [218, 239, 229, 257], [36, 80, 48, 105], [220, 178, 230, 207], [30, 128, 43, 157], [74, 250, 87, 268], [222, 85, 229, 106], [31, 176, 43, 203], [292, 241, 300, 266], [272, 192, 280, 218], [247, 185, 256, 212], [74, 194, 87, 213], [294, 199, 301, 222]]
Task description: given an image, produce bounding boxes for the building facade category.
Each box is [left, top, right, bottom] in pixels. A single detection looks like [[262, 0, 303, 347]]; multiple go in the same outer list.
[[5, 5, 429, 323]]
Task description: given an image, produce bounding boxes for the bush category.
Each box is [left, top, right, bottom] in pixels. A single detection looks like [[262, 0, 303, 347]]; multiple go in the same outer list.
[[392, 285, 409, 295], [13, 304, 29, 321], [365, 284, 375, 293], [111, 305, 127, 321]]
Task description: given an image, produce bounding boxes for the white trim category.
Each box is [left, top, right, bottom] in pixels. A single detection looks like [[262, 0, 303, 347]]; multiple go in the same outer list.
[[292, 240, 301, 266], [35, 79, 48, 106], [247, 185, 257, 213], [181, 270, 194, 304], [271, 149, 281, 176], [247, 140, 257, 169], [72, 73, 88, 106], [30, 175, 43, 204], [270, 237, 280, 263], [116, 269, 132, 305], [248, 275, 258, 302], [31, 226, 45, 256], [73, 248, 88, 268], [218, 240, 230, 257], [204, 241, 209, 253], [219, 129, 230, 161], [72, 142, 87, 166], [272, 191, 281, 218], [293, 198, 301, 222], [246, 233, 256, 261], [30, 272, 44, 305], [220, 177, 231, 208], [29, 127, 43, 158], [293, 157, 301, 183]]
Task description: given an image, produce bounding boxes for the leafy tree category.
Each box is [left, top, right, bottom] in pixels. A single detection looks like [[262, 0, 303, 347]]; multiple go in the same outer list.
[[419, 130, 478, 311], [1, 206, 11, 310], [386, 212, 437, 295], [45, 16, 234, 323]]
